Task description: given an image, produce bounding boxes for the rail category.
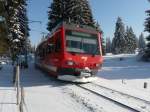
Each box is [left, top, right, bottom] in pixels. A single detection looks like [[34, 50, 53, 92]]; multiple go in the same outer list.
[[75, 83, 148, 112], [91, 82, 150, 104]]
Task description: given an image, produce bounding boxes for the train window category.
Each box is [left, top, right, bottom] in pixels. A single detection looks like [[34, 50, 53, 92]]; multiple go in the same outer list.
[[47, 43, 54, 53], [42, 48, 45, 57], [39, 48, 43, 57], [55, 34, 61, 52], [66, 30, 100, 55], [38, 48, 43, 58], [47, 45, 51, 53]]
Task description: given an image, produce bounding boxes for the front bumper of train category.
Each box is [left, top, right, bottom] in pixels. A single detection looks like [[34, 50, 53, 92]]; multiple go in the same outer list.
[[58, 68, 98, 75], [57, 68, 98, 82], [58, 75, 97, 83]]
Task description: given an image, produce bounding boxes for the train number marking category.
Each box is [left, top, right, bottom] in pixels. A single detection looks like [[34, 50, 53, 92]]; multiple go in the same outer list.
[[81, 57, 88, 61]]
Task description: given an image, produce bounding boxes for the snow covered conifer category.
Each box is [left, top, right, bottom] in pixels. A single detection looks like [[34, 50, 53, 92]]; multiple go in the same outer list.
[[125, 27, 137, 53], [0, 1, 10, 54], [95, 22, 105, 55], [47, 0, 63, 31], [112, 17, 126, 54], [47, 0, 95, 31], [66, 0, 95, 26], [106, 37, 112, 53], [101, 37, 106, 55], [144, 5, 150, 60], [138, 33, 146, 50], [6, 0, 29, 56]]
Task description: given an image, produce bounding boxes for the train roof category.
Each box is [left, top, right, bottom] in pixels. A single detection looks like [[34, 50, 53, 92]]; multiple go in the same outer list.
[[50, 22, 99, 34], [36, 22, 100, 50]]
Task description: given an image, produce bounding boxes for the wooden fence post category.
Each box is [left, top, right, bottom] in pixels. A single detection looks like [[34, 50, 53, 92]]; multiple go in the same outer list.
[[19, 87, 24, 112], [16, 65, 20, 105]]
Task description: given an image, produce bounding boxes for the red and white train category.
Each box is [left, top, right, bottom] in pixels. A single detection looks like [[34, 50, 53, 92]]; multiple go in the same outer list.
[[35, 22, 103, 82]]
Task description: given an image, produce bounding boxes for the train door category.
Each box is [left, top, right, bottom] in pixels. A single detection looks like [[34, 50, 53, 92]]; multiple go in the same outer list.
[[44, 31, 63, 74], [52, 31, 63, 67], [43, 36, 56, 74]]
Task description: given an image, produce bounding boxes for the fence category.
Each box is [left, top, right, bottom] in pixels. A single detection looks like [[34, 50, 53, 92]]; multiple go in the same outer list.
[[13, 65, 27, 112]]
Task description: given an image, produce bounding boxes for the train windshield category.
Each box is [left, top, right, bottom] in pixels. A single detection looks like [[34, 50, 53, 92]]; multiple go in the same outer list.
[[66, 30, 100, 55]]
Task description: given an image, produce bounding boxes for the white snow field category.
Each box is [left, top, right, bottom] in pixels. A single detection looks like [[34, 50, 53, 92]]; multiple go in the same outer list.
[[0, 54, 150, 112], [98, 54, 150, 93]]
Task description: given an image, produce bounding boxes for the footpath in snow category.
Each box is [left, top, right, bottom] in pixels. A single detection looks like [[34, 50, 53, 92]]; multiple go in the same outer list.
[[0, 65, 18, 112]]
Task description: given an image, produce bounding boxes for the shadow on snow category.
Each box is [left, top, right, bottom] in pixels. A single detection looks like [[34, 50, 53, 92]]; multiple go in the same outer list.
[[0, 64, 70, 88]]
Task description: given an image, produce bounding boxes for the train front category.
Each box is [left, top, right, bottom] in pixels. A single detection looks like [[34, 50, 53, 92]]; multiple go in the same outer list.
[[58, 26, 103, 83]]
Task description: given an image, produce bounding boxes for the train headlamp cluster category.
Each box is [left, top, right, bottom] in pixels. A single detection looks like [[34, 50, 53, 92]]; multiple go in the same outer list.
[[66, 60, 75, 66], [95, 63, 99, 67]]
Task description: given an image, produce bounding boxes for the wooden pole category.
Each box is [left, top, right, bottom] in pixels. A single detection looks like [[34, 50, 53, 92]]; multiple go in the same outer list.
[[16, 65, 20, 105]]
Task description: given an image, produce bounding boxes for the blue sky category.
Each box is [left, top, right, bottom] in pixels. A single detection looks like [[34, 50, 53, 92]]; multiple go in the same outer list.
[[27, 0, 150, 46]]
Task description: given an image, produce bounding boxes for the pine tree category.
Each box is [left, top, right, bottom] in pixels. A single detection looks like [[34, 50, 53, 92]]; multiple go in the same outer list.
[[47, 0, 95, 32], [101, 37, 106, 55], [112, 17, 126, 54], [47, 0, 63, 31], [0, 1, 9, 55], [0, 37, 9, 55], [66, 0, 94, 26], [125, 26, 137, 53], [6, 0, 29, 57], [95, 21, 105, 55], [144, 3, 150, 60], [106, 37, 112, 53], [138, 33, 146, 50]]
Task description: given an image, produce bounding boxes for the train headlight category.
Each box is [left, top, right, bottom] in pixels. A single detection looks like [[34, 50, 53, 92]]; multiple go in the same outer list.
[[66, 61, 74, 66], [95, 64, 102, 68], [95, 63, 99, 67]]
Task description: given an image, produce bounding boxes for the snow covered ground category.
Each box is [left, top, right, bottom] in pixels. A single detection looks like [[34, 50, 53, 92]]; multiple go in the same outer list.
[[20, 65, 92, 112], [0, 54, 150, 112], [98, 54, 150, 93]]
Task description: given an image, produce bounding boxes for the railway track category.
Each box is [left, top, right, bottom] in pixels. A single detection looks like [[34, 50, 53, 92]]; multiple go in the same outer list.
[[74, 83, 150, 112], [92, 82, 150, 104]]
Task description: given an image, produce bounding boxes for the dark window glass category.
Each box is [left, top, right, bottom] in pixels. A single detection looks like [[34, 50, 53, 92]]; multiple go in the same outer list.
[[55, 34, 61, 52], [66, 30, 100, 55]]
